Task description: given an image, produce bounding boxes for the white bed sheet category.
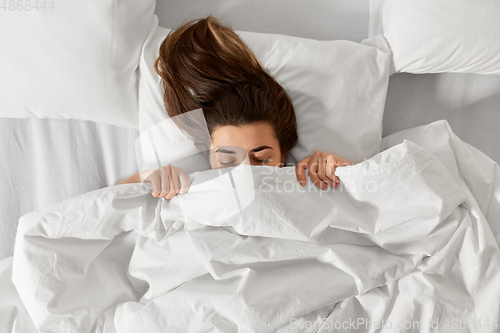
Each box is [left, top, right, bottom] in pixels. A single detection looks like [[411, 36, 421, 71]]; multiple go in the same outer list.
[[154, 0, 369, 42], [0, 118, 139, 260], [383, 73, 500, 164]]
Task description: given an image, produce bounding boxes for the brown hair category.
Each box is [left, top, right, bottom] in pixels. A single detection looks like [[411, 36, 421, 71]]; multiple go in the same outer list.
[[154, 16, 298, 157]]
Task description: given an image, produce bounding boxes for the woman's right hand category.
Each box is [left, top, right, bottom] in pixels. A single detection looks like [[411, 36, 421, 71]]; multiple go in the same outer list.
[[142, 165, 191, 199]]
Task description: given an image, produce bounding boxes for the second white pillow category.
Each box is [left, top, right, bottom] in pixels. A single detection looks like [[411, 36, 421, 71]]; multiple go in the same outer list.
[[369, 0, 500, 75]]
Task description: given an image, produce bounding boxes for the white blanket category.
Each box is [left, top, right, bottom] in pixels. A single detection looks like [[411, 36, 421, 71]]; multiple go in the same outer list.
[[2, 120, 500, 333]]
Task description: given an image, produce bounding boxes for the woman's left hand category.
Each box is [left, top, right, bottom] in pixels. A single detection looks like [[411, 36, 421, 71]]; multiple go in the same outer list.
[[296, 151, 354, 190]]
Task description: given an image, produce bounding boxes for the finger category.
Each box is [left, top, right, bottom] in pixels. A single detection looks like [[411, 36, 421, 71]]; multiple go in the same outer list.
[[165, 165, 179, 200], [177, 167, 191, 194], [307, 157, 325, 189], [329, 164, 340, 189], [158, 166, 171, 198], [325, 156, 338, 187], [145, 171, 161, 197], [317, 154, 333, 187], [308, 152, 320, 176], [295, 156, 311, 186]]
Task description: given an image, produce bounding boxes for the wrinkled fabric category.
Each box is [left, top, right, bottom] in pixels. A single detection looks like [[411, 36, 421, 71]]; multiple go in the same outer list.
[[2, 120, 500, 333]]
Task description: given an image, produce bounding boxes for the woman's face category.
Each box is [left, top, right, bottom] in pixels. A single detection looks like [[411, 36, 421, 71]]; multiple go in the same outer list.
[[209, 122, 283, 169]]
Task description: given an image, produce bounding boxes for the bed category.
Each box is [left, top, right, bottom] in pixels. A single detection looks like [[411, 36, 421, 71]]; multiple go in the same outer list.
[[1, 0, 499, 332]]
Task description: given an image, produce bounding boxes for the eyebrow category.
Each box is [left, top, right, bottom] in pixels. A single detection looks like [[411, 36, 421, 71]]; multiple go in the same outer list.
[[250, 146, 273, 153], [215, 146, 273, 154], [215, 148, 236, 154]]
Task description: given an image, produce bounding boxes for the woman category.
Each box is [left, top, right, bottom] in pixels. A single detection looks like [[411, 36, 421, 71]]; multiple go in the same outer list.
[[118, 16, 353, 198]]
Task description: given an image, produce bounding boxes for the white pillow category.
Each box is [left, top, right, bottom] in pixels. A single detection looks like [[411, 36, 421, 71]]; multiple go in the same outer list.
[[369, 0, 500, 75], [137, 17, 391, 173], [0, 0, 156, 129]]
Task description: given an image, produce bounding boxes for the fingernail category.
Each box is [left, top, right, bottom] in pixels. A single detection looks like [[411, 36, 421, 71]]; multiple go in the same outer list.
[[300, 181, 306, 186]]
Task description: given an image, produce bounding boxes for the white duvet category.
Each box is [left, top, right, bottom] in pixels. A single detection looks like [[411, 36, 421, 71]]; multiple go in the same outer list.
[[1, 120, 499, 333]]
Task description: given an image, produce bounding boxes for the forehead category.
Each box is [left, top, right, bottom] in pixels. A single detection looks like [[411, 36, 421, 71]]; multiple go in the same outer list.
[[211, 123, 279, 149]]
